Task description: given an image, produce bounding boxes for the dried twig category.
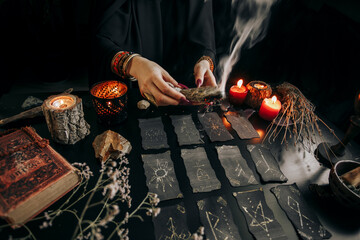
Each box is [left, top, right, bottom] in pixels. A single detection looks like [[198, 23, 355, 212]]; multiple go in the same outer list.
[[263, 82, 342, 154]]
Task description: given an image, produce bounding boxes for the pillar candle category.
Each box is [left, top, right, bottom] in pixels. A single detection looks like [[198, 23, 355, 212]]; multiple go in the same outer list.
[[259, 96, 281, 121], [229, 79, 248, 105]]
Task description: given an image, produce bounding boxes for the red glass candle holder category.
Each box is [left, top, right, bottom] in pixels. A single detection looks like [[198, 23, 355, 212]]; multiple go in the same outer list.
[[90, 80, 128, 125]]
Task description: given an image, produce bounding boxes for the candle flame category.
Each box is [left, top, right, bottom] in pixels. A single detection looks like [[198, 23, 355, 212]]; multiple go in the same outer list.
[[254, 83, 265, 89], [271, 96, 277, 103], [237, 79, 243, 88]]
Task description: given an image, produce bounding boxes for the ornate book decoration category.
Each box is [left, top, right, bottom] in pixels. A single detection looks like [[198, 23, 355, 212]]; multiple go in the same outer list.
[[0, 127, 80, 227]]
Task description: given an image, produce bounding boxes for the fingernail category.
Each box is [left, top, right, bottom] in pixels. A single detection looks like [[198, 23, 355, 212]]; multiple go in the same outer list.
[[178, 83, 189, 89], [196, 79, 202, 88], [179, 98, 192, 105]]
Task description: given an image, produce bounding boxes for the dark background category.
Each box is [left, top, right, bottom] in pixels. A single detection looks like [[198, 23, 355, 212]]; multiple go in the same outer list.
[[0, 0, 360, 134]]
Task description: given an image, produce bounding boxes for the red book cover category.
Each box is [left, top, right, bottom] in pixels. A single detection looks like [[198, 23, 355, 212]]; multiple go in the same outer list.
[[0, 127, 80, 226]]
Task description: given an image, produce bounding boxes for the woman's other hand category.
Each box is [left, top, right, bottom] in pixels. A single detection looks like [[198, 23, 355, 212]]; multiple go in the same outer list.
[[128, 56, 187, 106], [193, 59, 217, 88]]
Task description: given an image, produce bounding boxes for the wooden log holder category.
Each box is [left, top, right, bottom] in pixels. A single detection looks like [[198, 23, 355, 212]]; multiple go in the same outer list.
[[42, 93, 90, 144]]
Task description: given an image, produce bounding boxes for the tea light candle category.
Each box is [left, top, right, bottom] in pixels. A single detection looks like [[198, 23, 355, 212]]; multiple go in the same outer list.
[[259, 96, 281, 121], [43, 93, 90, 144], [229, 79, 248, 105], [90, 80, 128, 125], [50, 96, 76, 110], [254, 83, 266, 89]]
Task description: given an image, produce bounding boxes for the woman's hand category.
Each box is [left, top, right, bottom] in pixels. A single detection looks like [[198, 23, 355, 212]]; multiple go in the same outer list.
[[193, 59, 217, 88], [128, 56, 187, 106]]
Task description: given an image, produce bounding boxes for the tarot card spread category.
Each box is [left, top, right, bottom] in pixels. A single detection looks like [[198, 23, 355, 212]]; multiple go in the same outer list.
[[152, 202, 191, 240], [170, 115, 203, 146], [216, 145, 258, 187], [181, 148, 221, 193], [198, 112, 233, 142], [247, 145, 287, 183], [225, 114, 260, 139], [139, 117, 169, 150], [197, 196, 242, 240], [270, 184, 332, 239], [234, 188, 288, 240], [141, 151, 182, 201]]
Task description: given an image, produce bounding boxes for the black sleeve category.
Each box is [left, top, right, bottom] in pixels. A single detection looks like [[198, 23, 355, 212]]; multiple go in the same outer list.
[[89, 0, 163, 86], [187, 0, 216, 65], [90, 0, 134, 86]]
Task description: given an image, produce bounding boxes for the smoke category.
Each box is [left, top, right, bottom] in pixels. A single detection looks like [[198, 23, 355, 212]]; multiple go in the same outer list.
[[218, 0, 277, 93]]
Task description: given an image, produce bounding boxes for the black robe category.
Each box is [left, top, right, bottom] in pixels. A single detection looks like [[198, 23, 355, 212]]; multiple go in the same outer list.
[[90, 0, 216, 88]]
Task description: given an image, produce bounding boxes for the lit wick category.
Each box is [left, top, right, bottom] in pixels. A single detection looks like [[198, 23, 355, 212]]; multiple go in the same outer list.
[[50, 96, 75, 110], [254, 83, 266, 89]]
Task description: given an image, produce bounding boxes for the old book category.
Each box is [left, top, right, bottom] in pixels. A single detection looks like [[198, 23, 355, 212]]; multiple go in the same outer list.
[[0, 127, 80, 227]]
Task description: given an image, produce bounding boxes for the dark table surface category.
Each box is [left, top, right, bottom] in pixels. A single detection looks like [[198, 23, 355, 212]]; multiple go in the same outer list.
[[0, 89, 359, 240]]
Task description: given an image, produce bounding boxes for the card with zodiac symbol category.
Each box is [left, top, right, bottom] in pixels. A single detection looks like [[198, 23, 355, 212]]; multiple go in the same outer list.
[[139, 117, 169, 150], [271, 184, 332, 239], [234, 188, 288, 240], [142, 151, 183, 201]]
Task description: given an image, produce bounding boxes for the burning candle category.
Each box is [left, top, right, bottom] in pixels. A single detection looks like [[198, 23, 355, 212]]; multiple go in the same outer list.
[[254, 83, 266, 89], [90, 80, 128, 125], [258, 96, 281, 121], [229, 79, 248, 105], [50, 96, 76, 110]]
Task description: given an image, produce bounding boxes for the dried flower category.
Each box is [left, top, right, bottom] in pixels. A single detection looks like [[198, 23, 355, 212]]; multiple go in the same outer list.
[[191, 226, 206, 240], [72, 162, 93, 180], [117, 228, 129, 240], [110, 160, 117, 167], [149, 193, 160, 206], [3, 153, 158, 240], [94, 227, 103, 240], [153, 207, 161, 217], [198, 226, 205, 235], [39, 221, 49, 229]]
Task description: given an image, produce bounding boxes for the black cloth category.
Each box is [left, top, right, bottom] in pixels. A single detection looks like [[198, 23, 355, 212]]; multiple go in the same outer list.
[[90, 0, 216, 88]]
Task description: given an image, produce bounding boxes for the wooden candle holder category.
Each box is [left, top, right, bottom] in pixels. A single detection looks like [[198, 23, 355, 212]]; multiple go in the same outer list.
[[244, 81, 272, 109], [42, 93, 90, 144]]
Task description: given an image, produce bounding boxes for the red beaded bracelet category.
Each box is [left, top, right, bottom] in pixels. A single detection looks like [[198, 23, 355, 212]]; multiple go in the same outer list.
[[196, 56, 214, 72], [111, 51, 129, 76]]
